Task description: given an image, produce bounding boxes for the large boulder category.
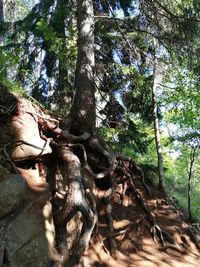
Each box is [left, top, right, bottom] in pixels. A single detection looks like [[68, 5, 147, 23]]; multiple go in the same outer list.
[[0, 95, 52, 160], [4, 201, 57, 267], [0, 168, 26, 218], [0, 165, 58, 266], [0, 89, 58, 266]]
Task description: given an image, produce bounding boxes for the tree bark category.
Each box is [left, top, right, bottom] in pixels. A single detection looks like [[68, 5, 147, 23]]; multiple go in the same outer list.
[[152, 57, 165, 190], [54, 146, 96, 267], [187, 146, 196, 221], [69, 0, 96, 135], [0, 0, 4, 45], [0, 0, 3, 22]]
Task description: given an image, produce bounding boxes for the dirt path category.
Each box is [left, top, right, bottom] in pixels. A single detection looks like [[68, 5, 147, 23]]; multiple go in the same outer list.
[[83, 185, 200, 267]]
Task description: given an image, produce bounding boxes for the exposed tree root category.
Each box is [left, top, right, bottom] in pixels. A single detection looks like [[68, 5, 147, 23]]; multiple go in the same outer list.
[[185, 226, 200, 251], [52, 146, 96, 267], [130, 182, 177, 247], [87, 135, 117, 179], [116, 154, 152, 195]]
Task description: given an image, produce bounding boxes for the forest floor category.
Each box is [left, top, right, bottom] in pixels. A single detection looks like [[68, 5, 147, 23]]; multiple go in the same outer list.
[[83, 181, 200, 267]]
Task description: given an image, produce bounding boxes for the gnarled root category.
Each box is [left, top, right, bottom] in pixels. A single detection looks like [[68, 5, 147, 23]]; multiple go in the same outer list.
[[113, 156, 179, 251], [130, 182, 177, 248], [53, 146, 96, 267], [116, 154, 151, 195]]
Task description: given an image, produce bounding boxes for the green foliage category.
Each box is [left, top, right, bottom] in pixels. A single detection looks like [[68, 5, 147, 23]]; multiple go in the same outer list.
[[4, 0, 33, 22], [36, 18, 65, 56], [164, 68, 200, 130], [164, 143, 200, 221], [98, 116, 154, 156]]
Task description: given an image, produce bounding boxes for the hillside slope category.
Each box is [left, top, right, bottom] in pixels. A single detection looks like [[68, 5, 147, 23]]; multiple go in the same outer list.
[[84, 183, 200, 267]]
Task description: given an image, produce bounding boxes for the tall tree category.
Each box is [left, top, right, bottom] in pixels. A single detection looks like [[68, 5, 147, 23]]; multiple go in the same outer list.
[[69, 0, 96, 134], [0, 0, 3, 23], [0, 0, 4, 44], [187, 146, 196, 221], [52, 3, 97, 267], [152, 56, 165, 189]]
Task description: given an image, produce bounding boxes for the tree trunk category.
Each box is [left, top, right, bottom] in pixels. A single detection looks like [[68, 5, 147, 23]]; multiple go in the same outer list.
[[0, 0, 4, 45], [0, 0, 3, 22], [152, 57, 165, 190], [187, 146, 196, 221], [69, 0, 96, 135], [48, 4, 97, 265]]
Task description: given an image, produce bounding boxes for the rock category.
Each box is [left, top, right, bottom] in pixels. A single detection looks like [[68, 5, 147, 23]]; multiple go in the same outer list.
[[0, 166, 11, 181], [0, 220, 7, 265], [0, 174, 26, 218], [5, 201, 57, 267], [0, 167, 58, 266], [0, 98, 52, 161]]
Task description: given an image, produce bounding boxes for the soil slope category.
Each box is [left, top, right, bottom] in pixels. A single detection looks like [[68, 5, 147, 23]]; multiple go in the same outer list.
[[83, 183, 200, 267]]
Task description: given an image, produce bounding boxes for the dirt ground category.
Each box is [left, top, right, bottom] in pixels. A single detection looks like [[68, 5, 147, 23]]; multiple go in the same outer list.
[[83, 184, 200, 267]]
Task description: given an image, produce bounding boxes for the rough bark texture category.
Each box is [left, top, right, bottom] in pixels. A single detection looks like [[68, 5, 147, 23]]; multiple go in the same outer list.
[[0, 0, 4, 46], [69, 0, 96, 134], [0, 0, 3, 22]]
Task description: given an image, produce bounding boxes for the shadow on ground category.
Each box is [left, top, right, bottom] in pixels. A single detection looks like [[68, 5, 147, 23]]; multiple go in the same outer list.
[[83, 183, 200, 267]]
